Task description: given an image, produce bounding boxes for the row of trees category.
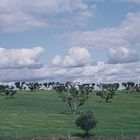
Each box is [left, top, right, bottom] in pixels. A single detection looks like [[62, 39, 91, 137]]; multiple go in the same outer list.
[[13, 81, 140, 92], [15, 81, 42, 91], [14, 81, 57, 91], [1, 81, 140, 100]]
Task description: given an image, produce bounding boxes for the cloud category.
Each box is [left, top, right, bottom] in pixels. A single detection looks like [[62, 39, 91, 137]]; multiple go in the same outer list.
[[108, 47, 139, 64], [0, 0, 96, 32], [0, 46, 139, 83], [40, 61, 138, 83], [94, 0, 140, 4], [51, 55, 62, 66], [47, 47, 140, 83], [0, 47, 44, 69], [0, 12, 47, 32], [121, 0, 140, 4], [59, 12, 140, 49], [74, 62, 140, 83], [0, 59, 140, 83], [82, 61, 105, 76], [52, 47, 91, 67]]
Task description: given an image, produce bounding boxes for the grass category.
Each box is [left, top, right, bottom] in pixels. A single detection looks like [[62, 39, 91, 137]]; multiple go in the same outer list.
[[0, 90, 140, 139]]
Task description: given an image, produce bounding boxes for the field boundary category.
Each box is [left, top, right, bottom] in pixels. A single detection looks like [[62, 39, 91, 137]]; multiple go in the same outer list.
[[6, 136, 140, 140]]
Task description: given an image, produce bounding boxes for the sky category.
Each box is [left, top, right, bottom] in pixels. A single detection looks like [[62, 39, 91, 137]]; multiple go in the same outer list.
[[0, 0, 140, 83]]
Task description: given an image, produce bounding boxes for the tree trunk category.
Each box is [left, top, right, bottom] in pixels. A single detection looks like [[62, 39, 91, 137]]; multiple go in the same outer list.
[[106, 98, 109, 103], [85, 130, 89, 136]]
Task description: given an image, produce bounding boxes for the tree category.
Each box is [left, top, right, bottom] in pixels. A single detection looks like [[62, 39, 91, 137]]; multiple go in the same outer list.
[[26, 82, 35, 91], [96, 83, 119, 103], [122, 82, 140, 93], [43, 83, 48, 89], [0, 85, 16, 98], [134, 83, 140, 93], [54, 82, 93, 113], [15, 81, 25, 90], [75, 110, 96, 136], [26, 82, 42, 91], [34, 82, 42, 90]]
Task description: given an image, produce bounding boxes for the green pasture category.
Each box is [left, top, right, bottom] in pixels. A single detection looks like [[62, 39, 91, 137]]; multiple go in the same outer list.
[[0, 90, 140, 139]]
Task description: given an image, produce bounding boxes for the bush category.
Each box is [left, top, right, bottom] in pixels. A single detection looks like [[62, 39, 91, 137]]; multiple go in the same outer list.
[[75, 110, 96, 136]]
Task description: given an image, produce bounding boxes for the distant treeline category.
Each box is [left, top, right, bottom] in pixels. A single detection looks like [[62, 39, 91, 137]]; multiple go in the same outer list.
[[0, 81, 140, 99], [1, 81, 140, 92]]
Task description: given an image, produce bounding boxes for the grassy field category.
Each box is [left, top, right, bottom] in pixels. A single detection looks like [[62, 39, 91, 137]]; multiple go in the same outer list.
[[0, 90, 140, 139]]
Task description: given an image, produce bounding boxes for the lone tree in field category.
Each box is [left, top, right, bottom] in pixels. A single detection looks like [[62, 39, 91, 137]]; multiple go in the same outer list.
[[96, 83, 119, 103], [75, 110, 96, 136], [54, 82, 94, 113]]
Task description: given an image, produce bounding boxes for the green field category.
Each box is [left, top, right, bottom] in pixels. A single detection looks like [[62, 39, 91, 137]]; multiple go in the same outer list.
[[0, 90, 140, 139]]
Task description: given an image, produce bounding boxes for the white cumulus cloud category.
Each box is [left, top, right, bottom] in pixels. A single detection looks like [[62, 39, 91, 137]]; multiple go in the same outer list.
[[108, 47, 139, 64], [52, 47, 91, 67], [51, 55, 62, 66], [0, 59, 140, 83], [0, 47, 44, 69]]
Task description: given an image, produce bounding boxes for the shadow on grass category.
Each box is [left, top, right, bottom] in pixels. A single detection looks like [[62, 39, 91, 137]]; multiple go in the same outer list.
[[72, 132, 95, 138], [59, 112, 80, 115], [59, 112, 72, 115], [95, 100, 103, 103]]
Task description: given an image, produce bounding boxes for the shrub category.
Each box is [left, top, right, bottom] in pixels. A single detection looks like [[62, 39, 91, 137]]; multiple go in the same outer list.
[[75, 110, 96, 136]]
